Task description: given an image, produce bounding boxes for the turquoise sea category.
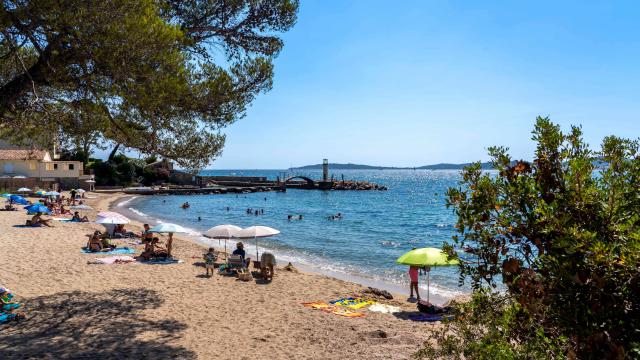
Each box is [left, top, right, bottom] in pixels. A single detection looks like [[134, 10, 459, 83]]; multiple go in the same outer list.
[[115, 169, 471, 301]]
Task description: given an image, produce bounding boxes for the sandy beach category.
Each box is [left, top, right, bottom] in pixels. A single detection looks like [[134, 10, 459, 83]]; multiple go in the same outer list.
[[0, 192, 442, 359]]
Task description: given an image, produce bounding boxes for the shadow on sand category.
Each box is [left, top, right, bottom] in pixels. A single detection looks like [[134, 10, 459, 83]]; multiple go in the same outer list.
[[0, 288, 195, 359]]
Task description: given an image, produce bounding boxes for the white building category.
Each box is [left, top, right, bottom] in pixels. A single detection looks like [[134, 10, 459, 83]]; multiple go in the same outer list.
[[0, 147, 93, 191]]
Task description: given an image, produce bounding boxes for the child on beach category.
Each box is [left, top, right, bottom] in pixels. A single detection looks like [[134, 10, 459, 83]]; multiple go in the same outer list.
[[204, 248, 217, 277], [408, 265, 420, 301]]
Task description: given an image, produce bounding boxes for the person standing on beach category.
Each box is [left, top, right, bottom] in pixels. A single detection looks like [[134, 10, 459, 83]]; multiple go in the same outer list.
[[408, 265, 420, 301], [203, 248, 217, 277], [70, 189, 77, 205]]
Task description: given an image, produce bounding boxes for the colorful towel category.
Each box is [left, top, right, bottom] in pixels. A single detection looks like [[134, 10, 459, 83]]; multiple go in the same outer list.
[[81, 247, 135, 255], [302, 301, 332, 310], [330, 297, 377, 309], [408, 313, 454, 322], [302, 302, 365, 318], [0, 312, 17, 323], [331, 308, 365, 318], [89, 255, 136, 265]]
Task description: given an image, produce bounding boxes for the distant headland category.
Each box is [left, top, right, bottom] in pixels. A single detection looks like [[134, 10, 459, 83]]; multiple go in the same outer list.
[[290, 162, 494, 170]]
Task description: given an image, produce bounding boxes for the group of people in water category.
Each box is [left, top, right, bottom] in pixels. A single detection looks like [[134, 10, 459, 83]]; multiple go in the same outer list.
[[246, 208, 264, 216], [328, 213, 343, 220]]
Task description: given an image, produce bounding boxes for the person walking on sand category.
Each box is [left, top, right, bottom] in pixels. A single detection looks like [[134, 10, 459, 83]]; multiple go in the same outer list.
[[408, 265, 420, 301]]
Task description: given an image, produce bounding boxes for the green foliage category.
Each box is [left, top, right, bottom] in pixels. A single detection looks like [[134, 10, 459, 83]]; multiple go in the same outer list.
[[417, 291, 568, 360], [424, 117, 640, 359], [87, 154, 166, 186], [0, 0, 299, 170]]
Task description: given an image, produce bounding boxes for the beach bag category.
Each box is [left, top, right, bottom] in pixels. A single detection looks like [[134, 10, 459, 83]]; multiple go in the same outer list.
[[237, 272, 252, 281]]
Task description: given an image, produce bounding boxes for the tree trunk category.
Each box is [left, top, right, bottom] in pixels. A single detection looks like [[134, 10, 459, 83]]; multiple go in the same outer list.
[[0, 48, 51, 113], [108, 143, 121, 162]]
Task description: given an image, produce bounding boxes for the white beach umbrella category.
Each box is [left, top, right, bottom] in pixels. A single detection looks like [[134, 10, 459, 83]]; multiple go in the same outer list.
[[76, 189, 86, 193], [16, 187, 31, 193], [148, 223, 189, 258], [204, 224, 242, 256], [96, 212, 130, 224], [148, 223, 189, 234], [44, 191, 60, 197], [236, 225, 280, 261], [95, 216, 130, 225]]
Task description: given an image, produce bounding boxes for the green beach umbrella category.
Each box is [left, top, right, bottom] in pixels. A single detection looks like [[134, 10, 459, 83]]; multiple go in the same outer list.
[[396, 247, 459, 302]]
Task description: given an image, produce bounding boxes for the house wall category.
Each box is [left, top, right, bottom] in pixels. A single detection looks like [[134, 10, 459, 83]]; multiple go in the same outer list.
[[0, 160, 83, 178], [0, 160, 40, 177], [39, 161, 83, 178]]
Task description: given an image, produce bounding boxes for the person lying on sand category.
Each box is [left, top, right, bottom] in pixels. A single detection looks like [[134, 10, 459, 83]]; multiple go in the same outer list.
[[28, 213, 53, 227], [71, 211, 89, 222]]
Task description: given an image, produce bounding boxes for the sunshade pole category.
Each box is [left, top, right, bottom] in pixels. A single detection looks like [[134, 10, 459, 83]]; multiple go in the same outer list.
[[255, 235, 259, 262], [427, 270, 430, 303]]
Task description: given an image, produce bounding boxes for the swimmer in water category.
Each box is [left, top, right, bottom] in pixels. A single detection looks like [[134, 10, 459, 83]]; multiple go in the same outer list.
[[288, 215, 292, 221], [197, 216, 201, 221]]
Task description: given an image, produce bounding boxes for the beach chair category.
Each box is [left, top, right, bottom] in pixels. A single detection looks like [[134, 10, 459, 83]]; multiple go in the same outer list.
[[227, 254, 247, 273]]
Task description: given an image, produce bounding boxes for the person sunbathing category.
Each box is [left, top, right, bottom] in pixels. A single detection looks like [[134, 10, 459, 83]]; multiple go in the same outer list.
[[71, 211, 89, 222], [138, 237, 168, 260], [28, 213, 53, 227], [87, 231, 115, 252], [59, 205, 72, 215], [114, 224, 136, 238]]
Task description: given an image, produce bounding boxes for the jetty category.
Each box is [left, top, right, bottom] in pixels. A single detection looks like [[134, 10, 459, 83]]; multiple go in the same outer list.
[[97, 159, 387, 195]]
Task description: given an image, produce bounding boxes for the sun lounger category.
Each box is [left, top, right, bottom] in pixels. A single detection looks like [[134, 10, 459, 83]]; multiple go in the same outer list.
[[227, 254, 247, 272]]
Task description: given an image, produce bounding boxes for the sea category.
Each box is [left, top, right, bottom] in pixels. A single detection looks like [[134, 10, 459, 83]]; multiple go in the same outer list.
[[114, 169, 472, 303]]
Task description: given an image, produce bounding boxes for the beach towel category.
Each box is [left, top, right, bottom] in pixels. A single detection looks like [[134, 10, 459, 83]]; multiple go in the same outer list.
[[88, 255, 136, 265], [331, 297, 377, 310], [408, 313, 454, 322], [138, 258, 183, 265], [2, 303, 20, 311], [368, 303, 401, 314], [81, 247, 136, 255], [0, 312, 17, 323], [331, 308, 365, 318], [302, 301, 332, 310]]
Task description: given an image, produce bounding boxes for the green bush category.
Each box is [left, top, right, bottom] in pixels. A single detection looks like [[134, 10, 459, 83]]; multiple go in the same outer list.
[[420, 117, 640, 359]]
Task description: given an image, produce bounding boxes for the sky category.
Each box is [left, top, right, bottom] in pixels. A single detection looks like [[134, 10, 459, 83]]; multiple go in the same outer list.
[[122, 1, 640, 169]]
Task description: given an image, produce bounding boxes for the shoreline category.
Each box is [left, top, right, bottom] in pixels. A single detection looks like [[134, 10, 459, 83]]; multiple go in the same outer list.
[[108, 193, 459, 305]]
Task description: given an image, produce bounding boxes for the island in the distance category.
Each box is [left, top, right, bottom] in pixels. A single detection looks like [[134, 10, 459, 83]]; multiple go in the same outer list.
[[290, 162, 494, 170]]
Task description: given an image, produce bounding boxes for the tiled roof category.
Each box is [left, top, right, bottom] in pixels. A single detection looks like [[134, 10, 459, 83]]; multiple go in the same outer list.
[[0, 149, 48, 160]]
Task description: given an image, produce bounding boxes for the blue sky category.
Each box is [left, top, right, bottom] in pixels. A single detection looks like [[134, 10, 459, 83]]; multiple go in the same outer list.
[[125, 1, 640, 169]]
